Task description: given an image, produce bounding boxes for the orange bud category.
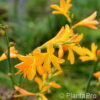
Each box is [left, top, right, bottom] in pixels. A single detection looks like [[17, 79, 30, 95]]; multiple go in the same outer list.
[[58, 46, 64, 58], [50, 81, 61, 88], [35, 77, 43, 90]]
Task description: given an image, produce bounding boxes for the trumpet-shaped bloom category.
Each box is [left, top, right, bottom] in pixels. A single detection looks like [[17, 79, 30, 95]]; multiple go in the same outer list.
[[58, 33, 84, 64], [15, 49, 46, 80], [14, 85, 48, 100], [41, 25, 73, 48], [50, 0, 72, 21], [79, 43, 97, 62], [43, 46, 65, 73], [0, 46, 18, 61], [14, 86, 37, 98], [15, 55, 36, 80], [73, 12, 99, 29], [15, 46, 64, 80]]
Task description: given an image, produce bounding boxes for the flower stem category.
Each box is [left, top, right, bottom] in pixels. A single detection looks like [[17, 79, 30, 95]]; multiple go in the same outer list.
[[84, 60, 99, 100], [5, 31, 14, 88]]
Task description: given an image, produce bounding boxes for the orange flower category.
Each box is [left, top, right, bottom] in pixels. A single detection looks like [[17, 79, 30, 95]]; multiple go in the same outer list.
[[14, 86, 37, 98], [41, 25, 83, 63], [15, 46, 64, 80], [50, 0, 72, 22], [14, 85, 48, 100], [43, 46, 65, 73], [15, 55, 36, 80], [79, 43, 98, 62], [15, 49, 47, 80], [62, 34, 84, 64], [0, 46, 18, 61], [73, 11, 99, 29], [41, 25, 73, 48]]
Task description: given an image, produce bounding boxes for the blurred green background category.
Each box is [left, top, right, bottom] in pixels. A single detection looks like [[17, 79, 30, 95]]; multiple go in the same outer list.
[[0, 0, 100, 100]]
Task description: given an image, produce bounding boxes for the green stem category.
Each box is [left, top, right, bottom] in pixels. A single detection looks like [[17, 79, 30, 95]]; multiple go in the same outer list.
[[5, 31, 14, 88], [84, 60, 99, 100]]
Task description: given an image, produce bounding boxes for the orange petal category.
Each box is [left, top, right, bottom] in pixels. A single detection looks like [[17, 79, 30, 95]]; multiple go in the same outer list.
[[93, 71, 100, 78], [35, 77, 43, 90], [0, 53, 7, 61], [14, 86, 36, 96], [68, 49, 75, 64], [50, 81, 61, 88], [73, 11, 99, 29], [41, 95, 48, 100], [50, 5, 60, 11], [43, 56, 52, 74], [91, 43, 98, 55], [36, 65, 44, 75], [47, 45, 54, 54], [27, 63, 36, 80], [42, 73, 47, 81], [60, 0, 65, 8], [58, 46, 64, 58]]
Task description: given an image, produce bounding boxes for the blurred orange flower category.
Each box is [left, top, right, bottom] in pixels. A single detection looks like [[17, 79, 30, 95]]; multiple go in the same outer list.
[[15, 48, 47, 80], [14, 85, 48, 100], [15, 54, 36, 80], [93, 71, 100, 80], [0, 46, 18, 61], [50, 0, 72, 22], [93, 71, 100, 78], [73, 12, 99, 29]]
